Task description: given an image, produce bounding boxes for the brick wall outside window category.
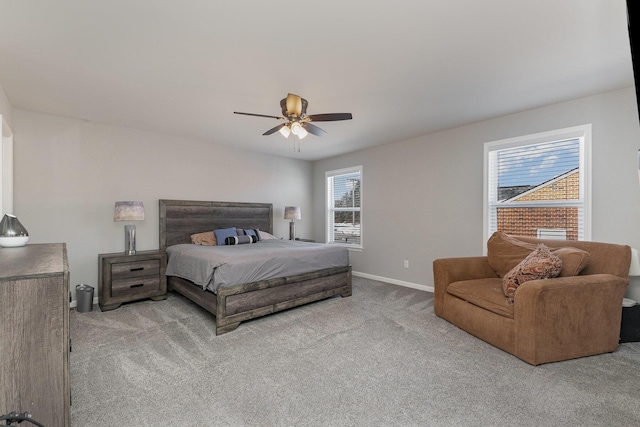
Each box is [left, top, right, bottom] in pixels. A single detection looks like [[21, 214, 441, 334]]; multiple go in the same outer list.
[[497, 171, 579, 240], [497, 206, 579, 240]]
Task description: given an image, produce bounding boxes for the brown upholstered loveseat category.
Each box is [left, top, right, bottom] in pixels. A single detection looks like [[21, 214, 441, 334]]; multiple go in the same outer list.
[[433, 233, 631, 365]]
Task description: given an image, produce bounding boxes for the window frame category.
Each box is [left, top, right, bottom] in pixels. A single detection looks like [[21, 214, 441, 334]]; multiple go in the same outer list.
[[326, 165, 363, 250], [1, 115, 13, 217], [483, 125, 592, 248]]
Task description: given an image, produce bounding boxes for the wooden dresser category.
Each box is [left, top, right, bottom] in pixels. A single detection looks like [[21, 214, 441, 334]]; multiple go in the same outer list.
[[0, 243, 70, 427]]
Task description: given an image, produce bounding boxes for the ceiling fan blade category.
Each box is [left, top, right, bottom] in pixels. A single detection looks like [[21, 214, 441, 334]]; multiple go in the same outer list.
[[303, 123, 327, 137], [234, 112, 284, 120], [307, 113, 353, 122], [263, 123, 286, 135]]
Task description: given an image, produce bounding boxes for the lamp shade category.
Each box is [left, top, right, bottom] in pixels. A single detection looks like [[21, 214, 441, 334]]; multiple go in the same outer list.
[[0, 214, 29, 247], [279, 125, 291, 138], [290, 122, 308, 139], [284, 206, 301, 221], [114, 201, 145, 222]]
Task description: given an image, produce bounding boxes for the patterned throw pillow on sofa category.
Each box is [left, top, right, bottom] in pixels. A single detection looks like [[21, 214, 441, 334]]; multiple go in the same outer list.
[[487, 231, 590, 278], [502, 244, 563, 303]]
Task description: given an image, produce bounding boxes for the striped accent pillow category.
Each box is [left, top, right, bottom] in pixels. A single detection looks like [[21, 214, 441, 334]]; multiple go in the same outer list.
[[225, 235, 258, 245], [244, 229, 261, 241]]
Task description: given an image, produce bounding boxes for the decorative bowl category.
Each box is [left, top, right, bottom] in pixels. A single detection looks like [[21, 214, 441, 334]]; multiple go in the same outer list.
[[0, 236, 29, 247]]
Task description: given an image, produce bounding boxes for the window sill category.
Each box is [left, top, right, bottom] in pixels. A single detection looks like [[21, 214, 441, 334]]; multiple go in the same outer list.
[[328, 242, 362, 251]]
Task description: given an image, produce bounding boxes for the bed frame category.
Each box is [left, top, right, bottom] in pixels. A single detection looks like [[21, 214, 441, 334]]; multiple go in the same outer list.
[[159, 199, 352, 335]]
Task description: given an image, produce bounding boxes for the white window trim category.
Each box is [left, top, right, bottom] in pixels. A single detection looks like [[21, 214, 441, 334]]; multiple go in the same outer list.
[[482, 124, 592, 251], [326, 165, 363, 250], [1, 115, 13, 216]]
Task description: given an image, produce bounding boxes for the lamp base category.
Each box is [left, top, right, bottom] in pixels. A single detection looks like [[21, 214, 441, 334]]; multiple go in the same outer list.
[[289, 221, 296, 241], [124, 224, 136, 255]]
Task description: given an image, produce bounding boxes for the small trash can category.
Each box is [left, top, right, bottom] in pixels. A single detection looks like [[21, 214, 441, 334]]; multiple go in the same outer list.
[[76, 284, 94, 313]]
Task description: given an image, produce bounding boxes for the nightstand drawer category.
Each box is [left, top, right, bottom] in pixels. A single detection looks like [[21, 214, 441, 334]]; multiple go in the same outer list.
[[111, 275, 160, 297], [112, 259, 160, 279], [99, 250, 167, 311]]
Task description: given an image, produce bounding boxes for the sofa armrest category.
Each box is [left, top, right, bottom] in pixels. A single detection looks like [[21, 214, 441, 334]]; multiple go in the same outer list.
[[514, 274, 629, 365], [433, 257, 498, 316]]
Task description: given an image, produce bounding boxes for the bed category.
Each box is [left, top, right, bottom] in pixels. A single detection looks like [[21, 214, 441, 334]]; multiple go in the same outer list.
[[159, 199, 352, 335]]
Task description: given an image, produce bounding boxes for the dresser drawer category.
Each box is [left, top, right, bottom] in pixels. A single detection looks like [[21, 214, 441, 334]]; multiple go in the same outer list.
[[111, 259, 160, 279], [111, 275, 160, 297]]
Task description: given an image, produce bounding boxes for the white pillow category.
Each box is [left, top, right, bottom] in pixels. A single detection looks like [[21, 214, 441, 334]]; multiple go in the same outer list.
[[258, 230, 277, 240]]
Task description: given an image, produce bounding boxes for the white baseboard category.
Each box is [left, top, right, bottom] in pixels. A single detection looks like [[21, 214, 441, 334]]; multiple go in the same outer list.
[[353, 271, 434, 293]]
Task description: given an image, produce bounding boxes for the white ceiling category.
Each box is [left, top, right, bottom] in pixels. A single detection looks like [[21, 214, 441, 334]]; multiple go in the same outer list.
[[0, 0, 634, 161]]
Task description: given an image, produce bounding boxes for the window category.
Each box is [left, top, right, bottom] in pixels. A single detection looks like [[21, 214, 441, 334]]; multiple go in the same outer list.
[[326, 166, 362, 248], [484, 125, 591, 243]]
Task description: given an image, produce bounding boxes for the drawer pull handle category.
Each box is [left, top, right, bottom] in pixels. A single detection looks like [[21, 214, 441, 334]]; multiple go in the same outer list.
[[130, 267, 144, 272], [130, 283, 144, 288]]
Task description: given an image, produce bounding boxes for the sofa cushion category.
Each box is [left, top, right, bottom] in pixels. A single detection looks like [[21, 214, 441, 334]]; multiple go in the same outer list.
[[511, 236, 630, 277], [447, 278, 514, 318], [487, 232, 538, 277], [502, 244, 563, 302], [553, 247, 590, 277], [487, 232, 590, 278]]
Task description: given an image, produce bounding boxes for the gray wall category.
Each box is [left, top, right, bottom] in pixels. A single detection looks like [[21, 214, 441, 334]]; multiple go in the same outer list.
[[13, 109, 314, 300], [9, 86, 640, 302], [313, 87, 640, 298]]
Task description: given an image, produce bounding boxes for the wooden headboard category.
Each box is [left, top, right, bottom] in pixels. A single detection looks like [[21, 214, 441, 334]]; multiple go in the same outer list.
[[159, 199, 273, 251]]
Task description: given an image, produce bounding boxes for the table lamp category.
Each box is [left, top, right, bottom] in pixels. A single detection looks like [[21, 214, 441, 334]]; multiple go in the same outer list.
[[284, 206, 301, 240], [114, 201, 145, 255]]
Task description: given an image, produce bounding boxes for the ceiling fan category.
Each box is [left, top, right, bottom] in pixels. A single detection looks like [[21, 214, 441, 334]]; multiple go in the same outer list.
[[234, 93, 352, 140]]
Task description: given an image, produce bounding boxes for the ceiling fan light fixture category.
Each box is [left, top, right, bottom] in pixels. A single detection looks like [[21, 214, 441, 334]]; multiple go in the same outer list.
[[290, 122, 307, 139], [279, 124, 291, 138]]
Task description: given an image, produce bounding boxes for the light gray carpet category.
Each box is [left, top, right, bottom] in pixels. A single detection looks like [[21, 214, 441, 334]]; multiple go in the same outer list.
[[70, 277, 640, 426]]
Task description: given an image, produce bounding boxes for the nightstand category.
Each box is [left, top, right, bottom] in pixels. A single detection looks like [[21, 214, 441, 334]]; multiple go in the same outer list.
[[98, 250, 167, 311]]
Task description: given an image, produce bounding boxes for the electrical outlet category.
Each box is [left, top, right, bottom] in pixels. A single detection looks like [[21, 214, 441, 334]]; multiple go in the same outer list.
[[404, 260, 409, 268]]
